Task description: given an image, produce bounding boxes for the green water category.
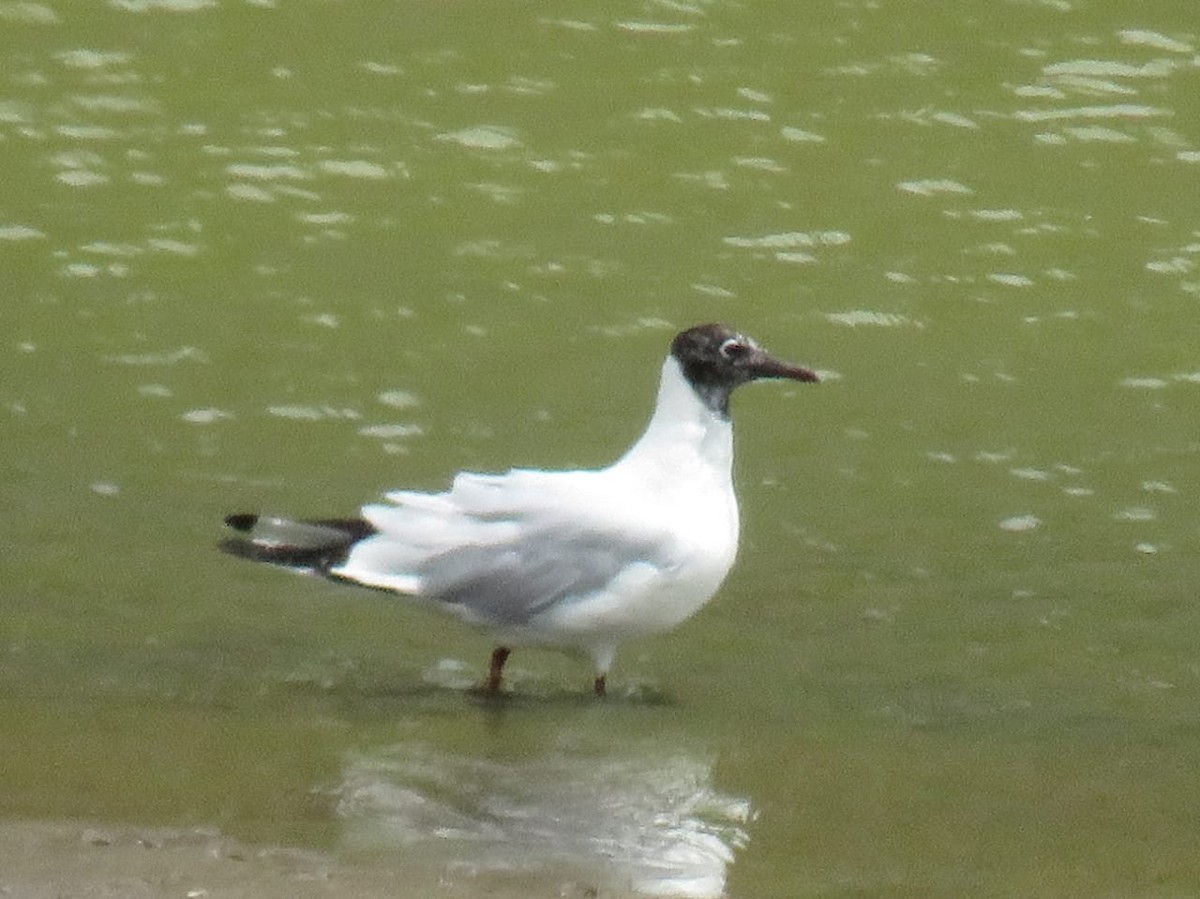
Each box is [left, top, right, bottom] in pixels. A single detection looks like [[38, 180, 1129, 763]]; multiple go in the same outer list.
[[4, 1, 1200, 895]]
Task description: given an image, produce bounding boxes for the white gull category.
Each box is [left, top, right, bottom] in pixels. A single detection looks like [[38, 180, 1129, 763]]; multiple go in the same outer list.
[[221, 323, 819, 695]]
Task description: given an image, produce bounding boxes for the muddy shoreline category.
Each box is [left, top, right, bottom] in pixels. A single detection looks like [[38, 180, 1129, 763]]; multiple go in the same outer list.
[[0, 819, 616, 899]]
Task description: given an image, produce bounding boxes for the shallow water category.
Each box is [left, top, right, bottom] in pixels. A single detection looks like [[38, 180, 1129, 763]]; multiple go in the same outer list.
[[4, 1, 1200, 896]]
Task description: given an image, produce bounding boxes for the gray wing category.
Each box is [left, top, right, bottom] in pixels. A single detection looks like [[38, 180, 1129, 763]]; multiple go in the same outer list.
[[417, 525, 672, 626]]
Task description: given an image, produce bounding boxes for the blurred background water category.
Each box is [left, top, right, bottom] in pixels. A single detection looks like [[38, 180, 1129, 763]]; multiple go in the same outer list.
[[3, 1, 1200, 896]]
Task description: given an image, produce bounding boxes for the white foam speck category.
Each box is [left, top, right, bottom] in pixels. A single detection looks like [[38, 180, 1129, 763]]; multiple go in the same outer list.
[[694, 106, 771, 123], [999, 514, 1041, 532], [634, 107, 683, 123], [377, 389, 420, 410], [226, 183, 275, 202], [58, 170, 109, 187], [931, 111, 980, 129], [692, 283, 736, 299], [267, 405, 326, 421], [304, 313, 340, 328], [360, 61, 404, 76], [774, 251, 817, 264], [733, 156, 786, 173], [1064, 125, 1136, 144], [975, 450, 1014, 464], [181, 408, 232, 424], [1010, 467, 1051, 481], [147, 238, 202, 256], [1114, 507, 1156, 522], [1141, 480, 1176, 494], [780, 126, 826, 143], [987, 273, 1035, 287], [299, 211, 355, 225], [0, 224, 46, 241], [614, 20, 695, 34], [723, 230, 850, 249], [109, 0, 217, 10], [56, 49, 132, 68], [1117, 29, 1194, 54], [226, 163, 308, 181], [672, 170, 728, 190], [107, 346, 208, 366], [358, 423, 424, 439], [825, 310, 919, 328], [0, 3, 60, 23], [1043, 59, 1177, 79], [1014, 103, 1168, 124], [319, 159, 390, 179], [971, 208, 1024, 222], [737, 87, 773, 104], [436, 125, 522, 151], [896, 178, 973, 196]]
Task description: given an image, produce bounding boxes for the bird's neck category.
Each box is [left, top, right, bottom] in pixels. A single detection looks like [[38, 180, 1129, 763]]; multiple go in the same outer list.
[[614, 356, 734, 480]]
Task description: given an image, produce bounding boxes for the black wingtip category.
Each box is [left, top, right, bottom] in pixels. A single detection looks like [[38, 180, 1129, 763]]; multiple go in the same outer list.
[[218, 514, 377, 572], [224, 513, 259, 532]]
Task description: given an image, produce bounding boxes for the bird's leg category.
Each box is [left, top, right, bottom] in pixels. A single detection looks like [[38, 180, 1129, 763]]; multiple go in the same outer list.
[[486, 646, 511, 694], [593, 674, 607, 697]]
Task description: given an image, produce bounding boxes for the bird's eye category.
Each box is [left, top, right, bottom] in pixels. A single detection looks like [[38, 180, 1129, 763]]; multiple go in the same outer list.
[[719, 338, 749, 360]]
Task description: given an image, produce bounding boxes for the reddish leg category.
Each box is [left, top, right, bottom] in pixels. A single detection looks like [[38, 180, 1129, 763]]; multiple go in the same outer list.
[[486, 646, 511, 694]]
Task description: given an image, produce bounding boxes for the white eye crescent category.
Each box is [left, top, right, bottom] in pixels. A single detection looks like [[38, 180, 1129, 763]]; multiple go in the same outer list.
[[718, 337, 750, 360]]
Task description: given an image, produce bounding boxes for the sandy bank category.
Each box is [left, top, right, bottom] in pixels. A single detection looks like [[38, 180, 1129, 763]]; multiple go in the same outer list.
[[0, 819, 610, 899]]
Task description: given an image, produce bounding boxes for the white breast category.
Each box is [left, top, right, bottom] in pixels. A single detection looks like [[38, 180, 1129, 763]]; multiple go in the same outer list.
[[519, 357, 741, 644]]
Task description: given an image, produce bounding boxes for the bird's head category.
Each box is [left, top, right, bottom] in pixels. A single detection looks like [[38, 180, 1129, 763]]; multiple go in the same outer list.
[[670, 323, 819, 417]]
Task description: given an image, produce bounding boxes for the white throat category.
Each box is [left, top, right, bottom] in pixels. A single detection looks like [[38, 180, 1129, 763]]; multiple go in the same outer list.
[[613, 356, 734, 481]]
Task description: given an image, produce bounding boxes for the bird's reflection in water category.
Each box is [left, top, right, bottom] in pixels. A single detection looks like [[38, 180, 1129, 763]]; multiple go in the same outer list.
[[336, 741, 751, 898]]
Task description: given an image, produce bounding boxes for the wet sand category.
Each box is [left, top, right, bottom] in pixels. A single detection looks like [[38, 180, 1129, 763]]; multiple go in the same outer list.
[[0, 820, 614, 899]]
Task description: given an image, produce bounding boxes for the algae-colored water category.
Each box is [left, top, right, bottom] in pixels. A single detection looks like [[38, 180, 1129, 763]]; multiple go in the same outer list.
[[4, 2, 1200, 896]]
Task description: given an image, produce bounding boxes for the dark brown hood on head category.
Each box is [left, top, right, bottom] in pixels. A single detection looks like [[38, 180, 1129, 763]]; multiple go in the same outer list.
[[670, 323, 818, 417]]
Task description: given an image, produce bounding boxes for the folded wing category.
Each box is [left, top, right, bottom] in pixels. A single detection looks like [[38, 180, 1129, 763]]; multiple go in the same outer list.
[[330, 468, 678, 626]]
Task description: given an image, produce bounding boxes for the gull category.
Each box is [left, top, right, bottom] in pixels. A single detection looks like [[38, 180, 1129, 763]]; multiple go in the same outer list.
[[220, 323, 819, 696]]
